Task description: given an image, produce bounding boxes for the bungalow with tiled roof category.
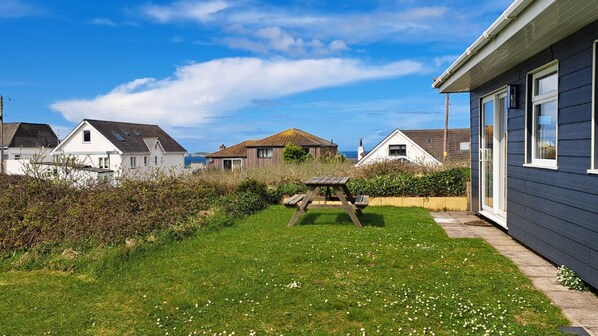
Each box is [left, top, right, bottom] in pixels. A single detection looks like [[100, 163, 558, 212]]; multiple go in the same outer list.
[[356, 128, 470, 166], [1, 122, 59, 174], [206, 128, 337, 170]]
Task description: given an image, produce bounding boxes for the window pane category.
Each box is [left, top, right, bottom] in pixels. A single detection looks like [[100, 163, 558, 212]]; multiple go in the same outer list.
[[483, 100, 494, 208], [223, 160, 232, 170], [535, 72, 557, 95], [83, 131, 91, 142], [389, 144, 406, 156], [535, 101, 557, 160], [232, 159, 242, 170]]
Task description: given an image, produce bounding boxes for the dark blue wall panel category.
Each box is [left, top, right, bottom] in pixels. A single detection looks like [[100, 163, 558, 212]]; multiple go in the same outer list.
[[469, 19, 598, 289]]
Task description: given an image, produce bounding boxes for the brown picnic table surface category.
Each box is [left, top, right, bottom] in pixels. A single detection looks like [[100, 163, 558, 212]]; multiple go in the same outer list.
[[284, 176, 368, 228]]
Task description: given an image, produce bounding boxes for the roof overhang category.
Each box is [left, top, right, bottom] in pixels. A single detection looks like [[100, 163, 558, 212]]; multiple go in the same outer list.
[[433, 0, 598, 93]]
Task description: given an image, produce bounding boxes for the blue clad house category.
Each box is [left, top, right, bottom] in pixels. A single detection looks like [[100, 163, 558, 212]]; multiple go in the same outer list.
[[433, 0, 598, 289]]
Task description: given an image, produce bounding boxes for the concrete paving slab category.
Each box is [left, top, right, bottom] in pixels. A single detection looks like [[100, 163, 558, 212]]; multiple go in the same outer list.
[[430, 211, 598, 333], [442, 227, 477, 238], [434, 218, 458, 223], [519, 265, 558, 277]]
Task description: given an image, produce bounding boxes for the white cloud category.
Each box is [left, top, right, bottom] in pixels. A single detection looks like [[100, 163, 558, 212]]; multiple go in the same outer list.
[[51, 57, 423, 127], [140, 0, 230, 23], [224, 26, 349, 56], [0, 0, 43, 19], [135, 1, 466, 56], [434, 54, 460, 67], [90, 17, 117, 26]]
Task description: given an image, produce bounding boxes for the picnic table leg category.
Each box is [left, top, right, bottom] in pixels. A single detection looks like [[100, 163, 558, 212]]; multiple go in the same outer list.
[[342, 184, 363, 215], [335, 188, 362, 228], [287, 187, 317, 227]]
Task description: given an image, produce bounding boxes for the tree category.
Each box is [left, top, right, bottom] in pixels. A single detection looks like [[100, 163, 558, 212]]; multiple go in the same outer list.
[[282, 143, 308, 164]]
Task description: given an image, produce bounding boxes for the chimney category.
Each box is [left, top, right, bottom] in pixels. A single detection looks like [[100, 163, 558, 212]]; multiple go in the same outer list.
[[219, 144, 226, 150], [358, 138, 365, 160]]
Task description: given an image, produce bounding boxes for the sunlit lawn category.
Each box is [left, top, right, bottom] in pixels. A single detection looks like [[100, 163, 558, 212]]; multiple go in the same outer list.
[[0, 206, 568, 335]]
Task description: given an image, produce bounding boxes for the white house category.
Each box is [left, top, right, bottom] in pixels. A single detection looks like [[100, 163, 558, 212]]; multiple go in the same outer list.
[[1, 122, 59, 174], [51, 119, 187, 178], [357, 128, 470, 166]]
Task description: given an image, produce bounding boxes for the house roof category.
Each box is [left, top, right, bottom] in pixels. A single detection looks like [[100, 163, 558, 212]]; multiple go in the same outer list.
[[84, 119, 187, 153], [402, 129, 470, 163], [433, 0, 598, 93], [1, 122, 59, 148], [205, 140, 256, 158], [248, 128, 336, 147], [206, 129, 336, 158]]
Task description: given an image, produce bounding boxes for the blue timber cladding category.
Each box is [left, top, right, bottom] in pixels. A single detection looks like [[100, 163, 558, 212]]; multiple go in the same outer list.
[[469, 19, 598, 289]]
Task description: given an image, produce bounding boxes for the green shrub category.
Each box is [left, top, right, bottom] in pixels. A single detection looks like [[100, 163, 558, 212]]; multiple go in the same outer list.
[[214, 191, 268, 219], [276, 182, 308, 196], [348, 168, 469, 197], [0, 175, 223, 253], [237, 178, 268, 197], [282, 143, 308, 164]]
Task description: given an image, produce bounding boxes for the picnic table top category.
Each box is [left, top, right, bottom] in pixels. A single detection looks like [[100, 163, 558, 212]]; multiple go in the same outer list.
[[304, 176, 350, 186]]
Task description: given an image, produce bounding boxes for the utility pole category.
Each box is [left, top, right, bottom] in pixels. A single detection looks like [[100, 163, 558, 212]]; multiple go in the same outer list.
[[0, 95, 4, 174], [443, 93, 449, 163]]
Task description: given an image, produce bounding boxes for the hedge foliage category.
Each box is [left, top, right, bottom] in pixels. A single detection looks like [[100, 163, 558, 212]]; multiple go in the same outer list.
[[0, 176, 221, 252], [0, 164, 470, 254], [348, 168, 469, 197]]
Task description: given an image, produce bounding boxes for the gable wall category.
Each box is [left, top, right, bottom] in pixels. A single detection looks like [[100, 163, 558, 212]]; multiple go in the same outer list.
[[56, 122, 123, 169], [469, 20, 598, 288], [358, 131, 438, 166]]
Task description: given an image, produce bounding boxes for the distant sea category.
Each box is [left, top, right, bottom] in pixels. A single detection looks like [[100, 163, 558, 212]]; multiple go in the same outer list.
[[185, 151, 356, 166], [340, 151, 357, 159], [185, 156, 207, 166]]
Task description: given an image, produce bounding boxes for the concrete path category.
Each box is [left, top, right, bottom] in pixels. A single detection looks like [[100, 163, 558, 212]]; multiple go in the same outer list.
[[431, 211, 598, 336]]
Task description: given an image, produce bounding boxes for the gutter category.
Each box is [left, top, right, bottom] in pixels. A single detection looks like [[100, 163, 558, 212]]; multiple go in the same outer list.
[[432, 0, 534, 90]]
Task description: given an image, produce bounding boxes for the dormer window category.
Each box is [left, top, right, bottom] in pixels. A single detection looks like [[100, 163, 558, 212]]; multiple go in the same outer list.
[[83, 130, 91, 143]]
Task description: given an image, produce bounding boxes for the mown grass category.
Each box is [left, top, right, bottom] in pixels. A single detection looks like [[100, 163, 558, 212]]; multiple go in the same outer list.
[[0, 206, 568, 335]]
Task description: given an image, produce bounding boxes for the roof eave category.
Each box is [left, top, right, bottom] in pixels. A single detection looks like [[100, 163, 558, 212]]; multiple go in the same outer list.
[[432, 0, 546, 93]]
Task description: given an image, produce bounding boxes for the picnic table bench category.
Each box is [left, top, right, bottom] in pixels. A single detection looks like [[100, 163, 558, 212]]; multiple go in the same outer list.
[[284, 176, 369, 227]]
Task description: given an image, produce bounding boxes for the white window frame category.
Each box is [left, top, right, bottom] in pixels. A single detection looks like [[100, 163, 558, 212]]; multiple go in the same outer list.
[[525, 61, 559, 169], [155, 156, 158, 165], [98, 157, 109, 169], [257, 148, 273, 158], [590, 40, 598, 174], [130, 156, 137, 169], [388, 144, 406, 156], [223, 158, 242, 171], [144, 156, 148, 166]]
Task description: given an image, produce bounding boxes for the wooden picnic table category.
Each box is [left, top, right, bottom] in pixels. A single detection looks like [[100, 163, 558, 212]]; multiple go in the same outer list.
[[284, 176, 369, 227]]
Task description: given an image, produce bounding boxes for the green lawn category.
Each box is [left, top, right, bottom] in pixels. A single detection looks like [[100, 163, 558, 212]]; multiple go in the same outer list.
[[0, 206, 568, 335]]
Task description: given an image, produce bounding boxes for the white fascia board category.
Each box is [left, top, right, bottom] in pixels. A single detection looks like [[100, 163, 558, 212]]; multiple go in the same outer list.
[[51, 120, 88, 154], [51, 151, 120, 156], [356, 129, 441, 166], [51, 120, 123, 156], [433, 0, 548, 92], [356, 129, 400, 166]]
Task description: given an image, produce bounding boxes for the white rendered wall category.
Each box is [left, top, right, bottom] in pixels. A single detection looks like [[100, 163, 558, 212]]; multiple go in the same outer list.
[[357, 131, 439, 166]]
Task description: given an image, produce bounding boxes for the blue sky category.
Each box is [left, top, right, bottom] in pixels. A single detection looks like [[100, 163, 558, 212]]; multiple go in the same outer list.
[[0, 0, 511, 153]]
